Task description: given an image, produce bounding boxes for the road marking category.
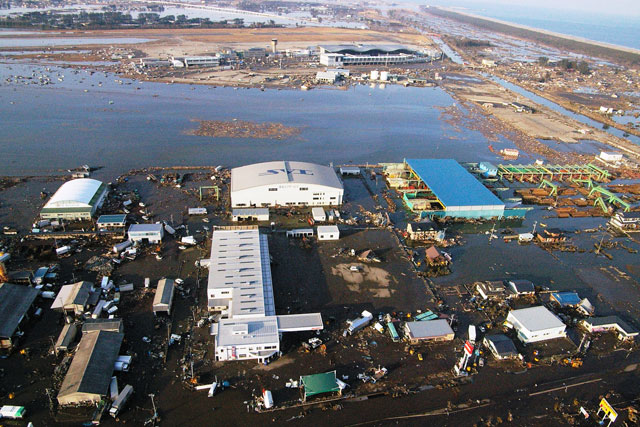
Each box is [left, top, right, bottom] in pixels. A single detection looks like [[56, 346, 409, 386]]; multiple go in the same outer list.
[[529, 378, 602, 397]]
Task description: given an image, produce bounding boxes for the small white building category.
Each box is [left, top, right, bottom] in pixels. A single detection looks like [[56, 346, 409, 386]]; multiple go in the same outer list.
[[153, 279, 175, 315], [312, 207, 326, 222], [286, 228, 313, 238], [315, 71, 338, 83], [317, 225, 339, 241], [599, 151, 623, 162], [128, 223, 164, 244], [232, 208, 270, 222], [506, 306, 566, 344], [339, 166, 360, 176], [188, 208, 207, 215], [231, 161, 343, 208]]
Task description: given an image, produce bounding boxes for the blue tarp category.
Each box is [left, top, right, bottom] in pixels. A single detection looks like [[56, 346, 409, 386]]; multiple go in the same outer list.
[[551, 292, 581, 306]]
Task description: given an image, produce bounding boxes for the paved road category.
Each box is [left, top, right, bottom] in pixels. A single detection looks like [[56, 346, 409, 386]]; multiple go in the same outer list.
[[279, 349, 640, 426]]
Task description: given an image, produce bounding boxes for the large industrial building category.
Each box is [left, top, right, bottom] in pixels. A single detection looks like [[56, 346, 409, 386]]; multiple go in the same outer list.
[[208, 227, 323, 363], [385, 159, 506, 219], [41, 178, 108, 221], [318, 44, 437, 67], [230, 161, 343, 208], [57, 330, 124, 405]]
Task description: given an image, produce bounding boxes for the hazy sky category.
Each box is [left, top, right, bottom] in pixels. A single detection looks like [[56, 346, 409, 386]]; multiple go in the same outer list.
[[436, 0, 640, 16]]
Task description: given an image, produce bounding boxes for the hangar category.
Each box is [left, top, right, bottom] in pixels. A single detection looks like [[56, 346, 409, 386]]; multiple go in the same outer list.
[[230, 161, 343, 208], [41, 178, 108, 221]]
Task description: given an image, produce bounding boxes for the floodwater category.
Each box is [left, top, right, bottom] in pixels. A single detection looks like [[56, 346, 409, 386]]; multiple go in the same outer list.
[[0, 62, 516, 178], [487, 74, 640, 145], [431, 37, 464, 64]]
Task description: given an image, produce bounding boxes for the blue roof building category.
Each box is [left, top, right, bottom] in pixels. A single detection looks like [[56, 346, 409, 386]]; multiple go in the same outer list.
[[403, 159, 505, 219], [550, 291, 581, 307]]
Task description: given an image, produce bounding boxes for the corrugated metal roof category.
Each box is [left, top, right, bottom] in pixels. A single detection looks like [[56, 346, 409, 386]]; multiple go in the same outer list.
[[216, 317, 279, 347], [44, 179, 105, 209], [0, 283, 39, 339], [207, 228, 275, 317], [128, 223, 163, 233], [405, 319, 454, 339], [81, 318, 123, 334], [153, 279, 174, 310], [231, 161, 342, 193], [96, 214, 127, 224], [406, 159, 505, 208], [57, 330, 123, 404], [277, 313, 323, 332]]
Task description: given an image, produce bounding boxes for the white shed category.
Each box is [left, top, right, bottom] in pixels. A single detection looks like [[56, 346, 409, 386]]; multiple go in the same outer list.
[[128, 223, 164, 244], [153, 279, 175, 315], [312, 207, 326, 222], [317, 225, 339, 241]]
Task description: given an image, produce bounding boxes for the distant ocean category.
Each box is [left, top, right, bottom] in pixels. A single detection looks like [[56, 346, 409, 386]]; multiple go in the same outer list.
[[421, 1, 640, 50]]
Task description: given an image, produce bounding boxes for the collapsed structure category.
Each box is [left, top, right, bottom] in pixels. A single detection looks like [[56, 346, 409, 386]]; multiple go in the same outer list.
[[208, 227, 323, 363]]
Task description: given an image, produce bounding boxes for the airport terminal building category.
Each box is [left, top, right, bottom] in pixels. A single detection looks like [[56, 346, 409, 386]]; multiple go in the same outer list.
[[230, 161, 343, 208], [318, 44, 436, 67]]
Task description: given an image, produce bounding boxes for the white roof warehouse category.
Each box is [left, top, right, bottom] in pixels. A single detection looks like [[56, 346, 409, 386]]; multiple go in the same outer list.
[[506, 306, 566, 344], [208, 226, 323, 363], [41, 178, 108, 221], [230, 161, 343, 208]]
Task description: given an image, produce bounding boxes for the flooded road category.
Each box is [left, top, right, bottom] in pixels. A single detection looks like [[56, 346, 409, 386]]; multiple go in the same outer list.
[[487, 74, 640, 145]]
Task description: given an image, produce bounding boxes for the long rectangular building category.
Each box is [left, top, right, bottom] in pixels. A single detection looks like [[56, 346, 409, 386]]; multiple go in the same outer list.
[[403, 159, 505, 219], [57, 330, 124, 405], [208, 227, 322, 363]]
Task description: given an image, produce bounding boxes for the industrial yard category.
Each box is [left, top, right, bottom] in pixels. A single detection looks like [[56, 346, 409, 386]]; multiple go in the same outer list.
[[0, 152, 639, 426], [2, 1, 640, 425]]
